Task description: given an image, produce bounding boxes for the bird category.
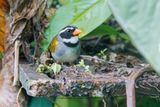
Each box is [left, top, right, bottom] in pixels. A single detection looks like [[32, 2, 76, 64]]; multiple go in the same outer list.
[[49, 25, 82, 63]]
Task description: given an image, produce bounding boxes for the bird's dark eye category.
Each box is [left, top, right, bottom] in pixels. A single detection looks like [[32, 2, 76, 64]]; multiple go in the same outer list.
[[67, 29, 72, 33]]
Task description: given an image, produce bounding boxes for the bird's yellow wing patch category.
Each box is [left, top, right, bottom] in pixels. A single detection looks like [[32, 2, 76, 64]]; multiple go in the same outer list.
[[49, 37, 59, 52]]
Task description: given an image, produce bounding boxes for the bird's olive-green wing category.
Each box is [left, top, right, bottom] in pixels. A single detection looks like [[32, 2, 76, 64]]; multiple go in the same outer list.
[[49, 37, 58, 53]]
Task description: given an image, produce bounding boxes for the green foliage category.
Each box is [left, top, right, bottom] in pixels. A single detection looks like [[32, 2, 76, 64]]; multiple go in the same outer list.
[[36, 63, 61, 74], [28, 97, 53, 107], [136, 97, 160, 107], [50, 63, 62, 74], [108, 0, 160, 73], [97, 48, 108, 60], [87, 24, 118, 37], [54, 96, 101, 107], [43, 0, 111, 51], [86, 24, 130, 43], [115, 97, 160, 107], [59, 0, 81, 5], [0, 53, 3, 59], [77, 59, 90, 71], [28, 96, 160, 107], [36, 64, 48, 73]]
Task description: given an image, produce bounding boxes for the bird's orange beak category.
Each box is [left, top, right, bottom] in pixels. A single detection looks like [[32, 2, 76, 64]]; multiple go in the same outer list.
[[72, 28, 81, 36]]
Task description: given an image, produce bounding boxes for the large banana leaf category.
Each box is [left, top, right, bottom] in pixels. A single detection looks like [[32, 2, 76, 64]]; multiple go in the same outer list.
[[108, 0, 160, 73]]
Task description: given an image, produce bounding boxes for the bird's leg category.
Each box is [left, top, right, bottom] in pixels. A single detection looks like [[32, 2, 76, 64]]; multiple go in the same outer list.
[[12, 40, 22, 86], [69, 62, 76, 67]]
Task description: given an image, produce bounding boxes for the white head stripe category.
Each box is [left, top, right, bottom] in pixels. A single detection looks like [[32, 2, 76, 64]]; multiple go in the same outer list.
[[62, 36, 79, 44], [59, 27, 74, 34]]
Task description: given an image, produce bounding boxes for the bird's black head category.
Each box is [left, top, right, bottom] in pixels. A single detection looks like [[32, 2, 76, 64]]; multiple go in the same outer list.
[[58, 25, 81, 47], [59, 25, 81, 39]]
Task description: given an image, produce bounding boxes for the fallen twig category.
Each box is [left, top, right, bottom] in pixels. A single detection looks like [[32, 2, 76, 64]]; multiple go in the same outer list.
[[80, 55, 106, 63], [16, 86, 23, 107], [13, 40, 21, 86], [126, 64, 152, 107]]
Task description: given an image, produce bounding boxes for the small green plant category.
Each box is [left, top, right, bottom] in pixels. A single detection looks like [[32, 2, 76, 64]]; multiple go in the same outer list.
[[36, 64, 48, 73], [36, 63, 61, 75], [97, 48, 108, 60], [49, 63, 62, 74], [77, 59, 90, 72]]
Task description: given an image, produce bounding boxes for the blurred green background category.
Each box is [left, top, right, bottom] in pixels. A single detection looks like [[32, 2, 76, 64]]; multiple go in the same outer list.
[[28, 96, 160, 107]]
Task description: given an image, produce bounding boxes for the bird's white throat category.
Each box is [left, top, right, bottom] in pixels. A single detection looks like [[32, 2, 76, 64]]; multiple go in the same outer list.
[[62, 36, 79, 44]]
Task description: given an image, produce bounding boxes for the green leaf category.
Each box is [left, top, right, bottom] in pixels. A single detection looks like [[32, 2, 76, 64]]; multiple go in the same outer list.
[[50, 63, 62, 74], [108, 0, 160, 73], [36, 64, 48, 73], [43, 0, 111, 51], [59, 0, 81, 5], [87, 24, 119, 37]]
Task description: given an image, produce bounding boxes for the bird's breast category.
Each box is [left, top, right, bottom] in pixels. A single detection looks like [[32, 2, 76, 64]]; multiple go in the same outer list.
[[52, 42, 80, 63]]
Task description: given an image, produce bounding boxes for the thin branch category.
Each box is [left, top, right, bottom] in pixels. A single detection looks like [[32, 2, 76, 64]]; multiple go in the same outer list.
[[16, 86, 23, 107], [80, 55, 106, 63], [102, 98, 107, 107], [13, 40, 21, 86], [126, 64, 152, 107]]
